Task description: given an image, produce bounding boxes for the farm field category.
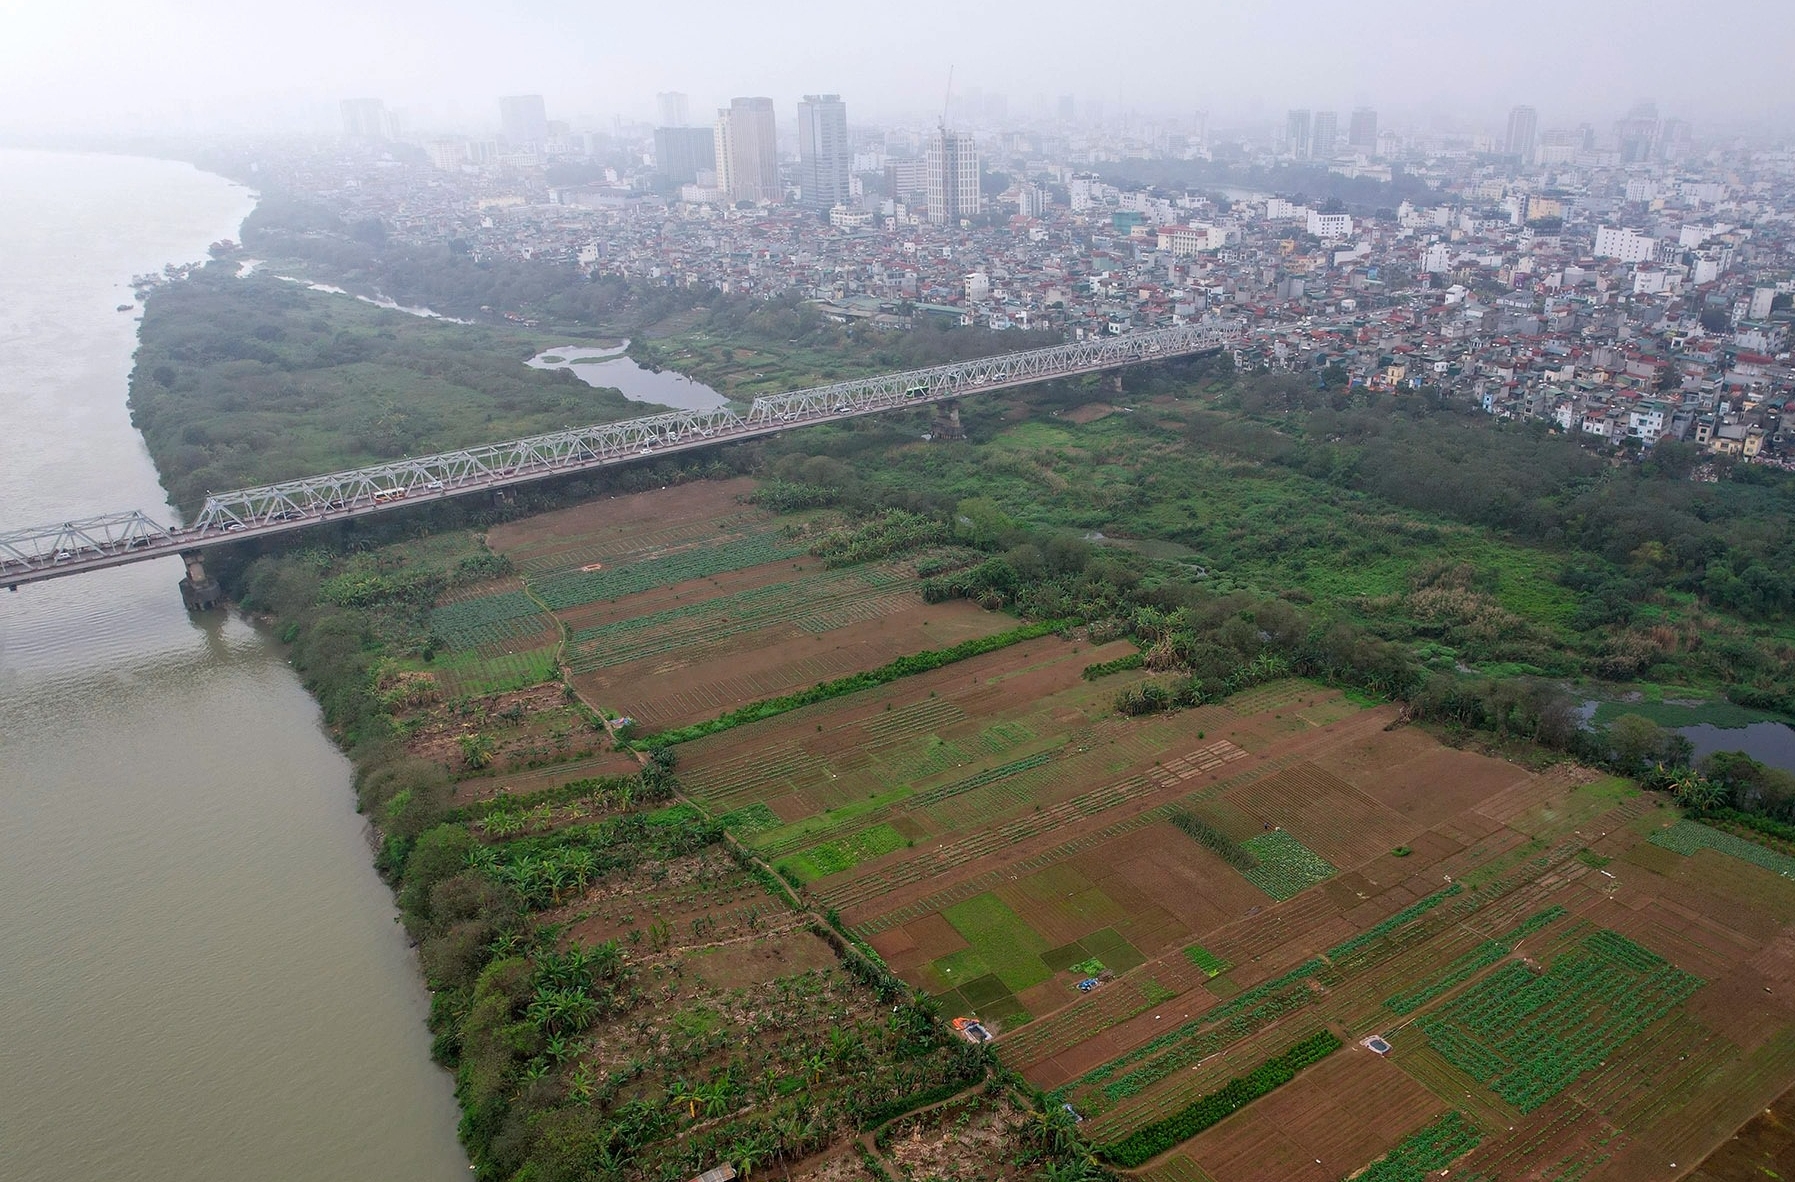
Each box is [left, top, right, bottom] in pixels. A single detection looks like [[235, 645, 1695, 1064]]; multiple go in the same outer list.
[[477, 477, 1015, 731], [660, 630, 1795, 1180], [382, 475, 1795, 1180]]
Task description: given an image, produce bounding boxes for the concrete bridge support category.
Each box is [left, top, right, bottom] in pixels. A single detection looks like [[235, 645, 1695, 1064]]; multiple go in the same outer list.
[[179, 550, 222, 611]]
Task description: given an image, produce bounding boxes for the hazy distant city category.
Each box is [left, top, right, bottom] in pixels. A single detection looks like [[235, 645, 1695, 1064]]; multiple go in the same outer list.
[[191, 83, 1795, 461]]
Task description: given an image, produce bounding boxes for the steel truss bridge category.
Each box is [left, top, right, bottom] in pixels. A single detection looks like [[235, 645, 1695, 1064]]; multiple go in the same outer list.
[[2, 323, 1236, 591]]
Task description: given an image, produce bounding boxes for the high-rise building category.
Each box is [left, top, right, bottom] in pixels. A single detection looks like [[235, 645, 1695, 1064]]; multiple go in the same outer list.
[[1348, 107, 1378, 153], [1311, 111, 1337, 159], [797, 94, 851, 209], [714, 97, 779, 203], [1285, 109, 1312, 159], [654, 126, 717, 185], [426, 138, 468, 171], [1057, 95, 1076, 125], [340, 98, 392, 140], [1505, 105, 1538, 162], [499, 95, 549, 146], [1616, 101, 1660, 164], [926, 128, 980, 225], [886, 160, 928, 207], [656, 91, 689, 128]]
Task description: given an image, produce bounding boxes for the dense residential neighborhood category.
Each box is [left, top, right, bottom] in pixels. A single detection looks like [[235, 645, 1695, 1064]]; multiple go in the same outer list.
[[220, 96, 1795, 463]]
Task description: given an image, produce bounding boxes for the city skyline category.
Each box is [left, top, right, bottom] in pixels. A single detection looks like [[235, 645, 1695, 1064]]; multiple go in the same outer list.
[[4, 0, 1794, 138]]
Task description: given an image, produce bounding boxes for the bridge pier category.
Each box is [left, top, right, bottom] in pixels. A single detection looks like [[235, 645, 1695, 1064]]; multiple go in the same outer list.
[[179, 550, 223, 611]]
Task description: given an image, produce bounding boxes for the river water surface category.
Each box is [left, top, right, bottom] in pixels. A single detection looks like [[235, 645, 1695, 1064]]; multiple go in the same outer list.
[[0, 151, 467, 1181]]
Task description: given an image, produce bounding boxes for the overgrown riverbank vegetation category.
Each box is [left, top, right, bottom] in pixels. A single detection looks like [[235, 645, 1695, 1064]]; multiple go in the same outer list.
[[136, 237, 1795, 1178], [125, 263, 657, 516]]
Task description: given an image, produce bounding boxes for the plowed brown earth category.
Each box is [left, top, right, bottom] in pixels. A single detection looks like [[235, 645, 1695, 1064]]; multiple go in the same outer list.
[[485, 475, 763, 567], [1174, 1050, 1443, 1182], [572, 597, 1009, 730]]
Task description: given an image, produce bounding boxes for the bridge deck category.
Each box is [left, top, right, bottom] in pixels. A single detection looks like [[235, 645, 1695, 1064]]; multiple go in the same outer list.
[[1, 325, 1233, 589]]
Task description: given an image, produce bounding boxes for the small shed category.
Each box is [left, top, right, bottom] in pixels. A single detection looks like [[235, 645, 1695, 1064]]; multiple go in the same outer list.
[[688, 1167, 738, 1182]]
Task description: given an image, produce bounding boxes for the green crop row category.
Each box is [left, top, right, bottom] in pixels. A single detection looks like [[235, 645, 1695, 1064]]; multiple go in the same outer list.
[[1095, 963, 1327, 1102], [1649, 819, 1795, 879], [777, 823, 909, 883], [1082, 652, 1145, 680], [430, 589, 547, 650], [648, 619, 1072, 746], [1062, 887, 1488, 1104], [1170, 811, 1258, 872], [1385, 940, 1510, 1016], [1182, 944, 1230, 977], [1324, 884, 1462, 967], [1351, 1110, 1482, 1182], [1097, 1030, 1342, 1167], [714, 803, 781, 834], [1383, 905, 1565, 1016], [1240, 830, 1336, 900], [1418, 930, 1703, 1111]]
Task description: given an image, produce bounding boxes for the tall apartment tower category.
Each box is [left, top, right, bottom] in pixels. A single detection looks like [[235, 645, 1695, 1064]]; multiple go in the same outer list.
[[1348, 107, 1378, 153], [1285, 109, 1312, 159], [797, 94, 851, 209], [654, 127, 716, 184], [714, 97, 780, 203], [656, 91, 689, 128], [1311, 111, 1337, 158], [499, 95, 549, 146], [1505, 105, 1539, 162], [340, 97, 391, 140], [926, 128, 980, 225]]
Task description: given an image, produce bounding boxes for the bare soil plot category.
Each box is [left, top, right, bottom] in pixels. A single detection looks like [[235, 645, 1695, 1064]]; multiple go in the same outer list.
[[573, 596, 1009, 731], [1688, 1077, 1795, 1182], [1179, 1050, 1444, 1182], [1327, 740, 1534, 828], [485, 476, 763, 570], [1220, 761, 1411, 869], [675, 633, 1093, 816]]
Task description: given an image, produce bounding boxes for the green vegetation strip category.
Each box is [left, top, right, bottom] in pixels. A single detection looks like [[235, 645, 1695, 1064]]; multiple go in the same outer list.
[[1349, 1110, 1482, 1182], [1417, 929, 1702, 1112], [1182, 944, 1230, 977], [1082, 652, 1145, 680], [777, 824, 909, 883], [1650, 819, 1795, 879], [1239, 830, 1335, 899], [1323, 884, 1463, 968], [1169, 811, 1258, 872], [1383, 905, 1564, 1016], [715, 802, 781, 834], [1059, 885, 1463, 1105], [650, 619, 1072, 745], [430, 589, 547, 650], [1097, 1030, 1342, 1167]]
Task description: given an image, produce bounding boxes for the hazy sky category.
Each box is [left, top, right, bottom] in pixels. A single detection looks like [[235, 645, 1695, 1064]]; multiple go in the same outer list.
[[3, 0, 1792, 137]]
